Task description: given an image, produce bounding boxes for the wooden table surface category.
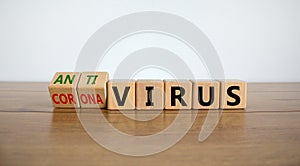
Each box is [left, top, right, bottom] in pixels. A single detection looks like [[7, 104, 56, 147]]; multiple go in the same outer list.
[[0, 82, 299, 166]]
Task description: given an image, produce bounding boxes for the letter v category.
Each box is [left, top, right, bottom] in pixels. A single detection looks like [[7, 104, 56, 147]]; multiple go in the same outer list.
[[112, 86, 130, 106]]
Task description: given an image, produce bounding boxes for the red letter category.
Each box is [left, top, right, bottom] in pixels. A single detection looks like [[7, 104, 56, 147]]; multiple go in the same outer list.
[[67, 94, 76, 104], [59, 94, 68, 104], [80, 94, 88, 104], [96, 94, 104, 104], [87, 94, 96, 104], [52, 94, 60, 104]]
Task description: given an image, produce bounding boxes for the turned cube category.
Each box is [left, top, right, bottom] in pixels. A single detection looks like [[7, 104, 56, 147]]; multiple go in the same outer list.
[[164, 80, 192, 109], [220, 80, 247, 109], [77, 72, 109, 108], [136, 80, 164, 110], [48, 72, 81, 108], [107, 80, 135, 110]]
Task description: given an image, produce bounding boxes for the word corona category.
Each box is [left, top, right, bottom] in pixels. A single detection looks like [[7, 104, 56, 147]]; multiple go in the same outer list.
[[48, 72, 247, 110]]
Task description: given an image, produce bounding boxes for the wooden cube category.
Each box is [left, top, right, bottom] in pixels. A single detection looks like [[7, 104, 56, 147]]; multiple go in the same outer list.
[[48, 72, 81, 108], [107, 80, 135, 110], [77, 72, 109, 108], [164, 80, 192, 109], [136, 80, 164, 110], [220, 80, 247, 109], [192, 80, 220, 109]]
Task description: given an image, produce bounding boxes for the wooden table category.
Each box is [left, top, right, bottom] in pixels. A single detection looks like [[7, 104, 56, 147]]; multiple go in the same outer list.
[[0, 82, 299, 166]]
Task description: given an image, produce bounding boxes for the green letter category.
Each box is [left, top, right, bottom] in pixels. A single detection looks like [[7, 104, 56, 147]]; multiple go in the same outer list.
[[53, 75, 63, 84], [64, 75, 75, 84], [86, 75, 98, 85]]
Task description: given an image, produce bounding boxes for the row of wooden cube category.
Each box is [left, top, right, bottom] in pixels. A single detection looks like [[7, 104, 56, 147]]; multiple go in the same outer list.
[[48, 72, 247, 110]]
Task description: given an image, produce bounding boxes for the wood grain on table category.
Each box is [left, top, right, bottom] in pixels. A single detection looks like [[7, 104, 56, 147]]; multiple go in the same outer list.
[[0, 82, 299, 166]]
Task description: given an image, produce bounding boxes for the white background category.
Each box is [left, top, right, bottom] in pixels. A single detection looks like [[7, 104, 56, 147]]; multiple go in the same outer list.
[[0, 0, 299, 82]]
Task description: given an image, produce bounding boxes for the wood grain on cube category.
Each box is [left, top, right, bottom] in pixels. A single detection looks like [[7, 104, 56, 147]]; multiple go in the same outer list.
[[192, 80, 220, 109], [164, 80, 192, 110], [136, 80, 164, 110], [107, 80, 135, 110], [220, 80, 247, 109], [77, 72, 108, 108], [48, 72, 81, 108]]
